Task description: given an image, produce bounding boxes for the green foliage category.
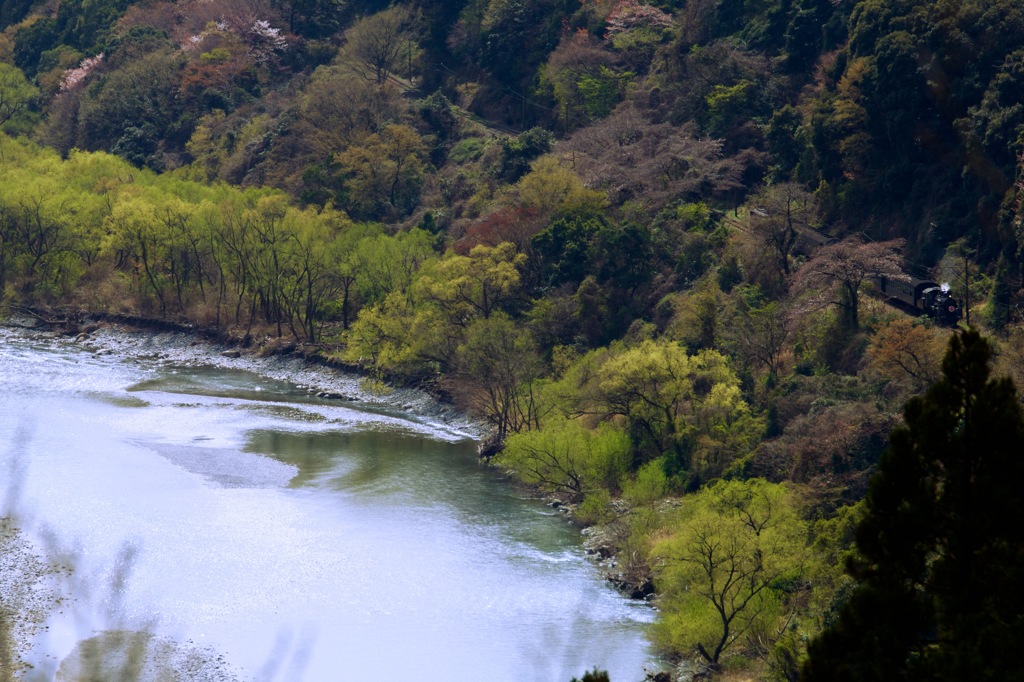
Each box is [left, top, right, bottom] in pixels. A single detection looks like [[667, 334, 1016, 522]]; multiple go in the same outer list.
[[418, 91, 460, 155], [415, 241, 526, 323], [803, 330, 1024, 682], [496, 419, 631, 498], [343, 288, 452, 375], [540, 29, 627, 131], [0, 132, 364, 337], [273, 0, 347, 38], [535, 218, 658, 345], [653, 478, 809, 667], [510, 156, 608, 217], [0, 65, 36, 138], [13, 0, 132, 75], [765, 104, 806, 181], [345, 241, 527, 376], [477, 0, 566, 92], [52, 0, 130, 53], [105, 25, 172, 66], [0, 0, 34, 31], [340, 5, 417, 85], [337, 124, 429, 220], [575, 489, 614, 526], [0, 142, 91, 299], [449, 137, 488, 164], [531, 211, 604, 288], [558, 339, 764, 480], [577, 66, 633, 119], [621, 458, 668, 506], [808, 0, 1024, 253], [985, 255, 1011, 331], [783, 0, 833, 72], [569, 668, 610, 682], [13, 18, 58, 76], [589, 221, 654, 293], [705, 79, 758, 136], [455, 312, 542, 438], [809, 502, 864, 629], [351, 227, 435, 305], [495, 127, 553, 183], [77, 48, 185, 170], [675, 202, 715, 232]]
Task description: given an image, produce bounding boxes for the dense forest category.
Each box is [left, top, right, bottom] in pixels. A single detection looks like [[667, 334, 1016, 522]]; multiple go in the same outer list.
[[2, 0, 1024, 678]]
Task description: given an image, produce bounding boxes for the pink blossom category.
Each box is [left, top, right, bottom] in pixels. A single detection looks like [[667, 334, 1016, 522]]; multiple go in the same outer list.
[[60, 54, 105, 92], [605, 0, 673, 38]]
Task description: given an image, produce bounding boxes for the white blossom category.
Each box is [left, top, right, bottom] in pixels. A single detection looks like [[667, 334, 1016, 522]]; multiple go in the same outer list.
[[60, 53, 104, 92], [248, 18, 288, 63]]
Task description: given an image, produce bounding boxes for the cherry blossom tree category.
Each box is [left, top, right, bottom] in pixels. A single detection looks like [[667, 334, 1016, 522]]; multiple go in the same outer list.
[[792, 236, 906, 331]]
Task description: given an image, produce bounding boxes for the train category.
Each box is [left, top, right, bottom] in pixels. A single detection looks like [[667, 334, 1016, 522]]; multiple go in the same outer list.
[[741, 216, 965, 326], [787, 223, 964, 325], [877, 276, 963, 325]]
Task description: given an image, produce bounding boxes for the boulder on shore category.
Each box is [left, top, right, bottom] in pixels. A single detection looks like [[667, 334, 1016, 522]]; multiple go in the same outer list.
[[477, 431, 504, 459]]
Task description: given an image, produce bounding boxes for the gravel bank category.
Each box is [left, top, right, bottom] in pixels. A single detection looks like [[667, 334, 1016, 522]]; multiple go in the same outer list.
[[3, 314, 486, 441], [0, 518, 67, 680]]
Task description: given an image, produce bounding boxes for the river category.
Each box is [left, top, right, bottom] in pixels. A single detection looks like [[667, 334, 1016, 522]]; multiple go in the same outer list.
[[0, 325, 655, 681]]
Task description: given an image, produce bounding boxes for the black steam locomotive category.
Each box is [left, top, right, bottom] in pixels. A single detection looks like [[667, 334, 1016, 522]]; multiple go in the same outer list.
[[877, 276, 963, 325]]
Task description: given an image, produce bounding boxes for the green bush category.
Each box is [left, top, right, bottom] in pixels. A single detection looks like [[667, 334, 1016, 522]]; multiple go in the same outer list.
[[448, 137, 487, 163], [621, 458, 669, 506], [496, 419, 631, 498], [575, 489, 615, 526]]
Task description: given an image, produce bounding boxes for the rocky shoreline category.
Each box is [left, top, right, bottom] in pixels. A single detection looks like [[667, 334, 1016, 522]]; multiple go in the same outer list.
[[0, 517, 68, 680], [2, 310, 485, 440], [539, 497, 658, 601]]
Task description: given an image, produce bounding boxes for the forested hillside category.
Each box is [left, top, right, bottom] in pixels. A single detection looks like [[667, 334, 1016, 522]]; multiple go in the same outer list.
[[3, 0, 1024, 678]]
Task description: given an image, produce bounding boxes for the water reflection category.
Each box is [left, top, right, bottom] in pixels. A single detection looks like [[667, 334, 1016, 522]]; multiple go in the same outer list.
[[244, 428, 478, 494], [243, 428, 582, 553], [126, 365, 430, 427]]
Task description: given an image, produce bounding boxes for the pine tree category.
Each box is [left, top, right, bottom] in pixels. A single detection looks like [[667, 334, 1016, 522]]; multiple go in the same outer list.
[[802, 329, 1024, 681]]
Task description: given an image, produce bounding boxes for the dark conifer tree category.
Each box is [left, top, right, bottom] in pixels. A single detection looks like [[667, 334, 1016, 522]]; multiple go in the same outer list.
[[803, 329, 1024, 682]]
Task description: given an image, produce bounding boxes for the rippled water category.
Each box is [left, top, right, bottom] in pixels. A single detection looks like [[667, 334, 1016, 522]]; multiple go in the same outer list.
[[0, 327, 655, 681]]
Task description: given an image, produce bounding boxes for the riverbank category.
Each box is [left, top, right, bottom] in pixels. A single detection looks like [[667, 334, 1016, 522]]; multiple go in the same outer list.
[[2, 310, 485, 441], [0, 518, 66, 681], [0, 514, 266, 681]]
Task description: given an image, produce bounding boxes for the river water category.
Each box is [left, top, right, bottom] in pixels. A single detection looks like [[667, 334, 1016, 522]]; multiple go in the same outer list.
[[0, 326, 655, 681]]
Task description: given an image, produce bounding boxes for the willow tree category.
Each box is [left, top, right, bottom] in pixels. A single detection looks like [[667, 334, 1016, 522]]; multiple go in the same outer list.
[[564, 339, 764, 479], [345, 241, 527, 377], [496, 419, 631, 498], [455, 313, 542, 439], [653, 478, 809, 671]]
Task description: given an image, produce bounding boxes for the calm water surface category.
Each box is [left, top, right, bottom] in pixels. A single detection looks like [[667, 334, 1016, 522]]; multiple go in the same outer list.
[[0, 328, 654, 681]]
